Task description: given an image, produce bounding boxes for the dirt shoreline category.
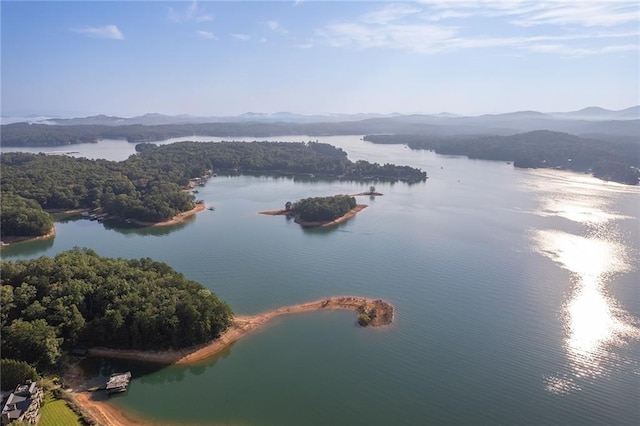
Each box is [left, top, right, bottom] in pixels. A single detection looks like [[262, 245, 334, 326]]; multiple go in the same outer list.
[[129, 202, 206, 227], [350, 191, 383, 196], [88, 296, 393, 365], [259, 204, 368, 228], [1, 227, 56, 246], [69, 392, 148, 426], [71, 296, 393, 426]]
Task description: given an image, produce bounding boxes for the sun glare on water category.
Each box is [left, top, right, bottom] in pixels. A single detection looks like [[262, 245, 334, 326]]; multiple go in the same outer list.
[[529, 177, 640, 394], [535, 218, 640, 392], [535, 229, 638, 392]]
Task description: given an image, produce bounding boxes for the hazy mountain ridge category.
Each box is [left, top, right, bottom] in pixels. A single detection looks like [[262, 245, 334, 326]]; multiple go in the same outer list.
[[549, 105, 640, 120], [3, 106, 637, 127], [2, 107, 638, 149], [2, 111, 407, 126]]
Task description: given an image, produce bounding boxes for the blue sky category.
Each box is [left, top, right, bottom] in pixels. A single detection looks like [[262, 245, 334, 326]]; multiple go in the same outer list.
[[1, 1, 638, 117]]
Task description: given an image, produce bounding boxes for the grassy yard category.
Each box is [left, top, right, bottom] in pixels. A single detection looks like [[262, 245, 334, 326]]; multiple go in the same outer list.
[[38, 393, 82, 426]]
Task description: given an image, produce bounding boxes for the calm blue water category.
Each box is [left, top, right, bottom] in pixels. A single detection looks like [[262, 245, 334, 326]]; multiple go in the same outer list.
[[2, 136, 639, 425]]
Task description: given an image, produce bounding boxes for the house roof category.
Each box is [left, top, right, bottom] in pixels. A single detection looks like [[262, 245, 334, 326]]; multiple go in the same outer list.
[[1, 382, 39, 422]]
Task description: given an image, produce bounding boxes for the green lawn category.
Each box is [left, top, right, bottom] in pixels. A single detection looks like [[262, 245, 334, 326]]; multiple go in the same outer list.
[[38, 393, 82, 426]]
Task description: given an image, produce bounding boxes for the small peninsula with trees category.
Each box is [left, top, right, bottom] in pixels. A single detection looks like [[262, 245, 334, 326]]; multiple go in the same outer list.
[[0, 248, 393, 369], [0, 141, 426, 242], [0, 249, 394, 426]]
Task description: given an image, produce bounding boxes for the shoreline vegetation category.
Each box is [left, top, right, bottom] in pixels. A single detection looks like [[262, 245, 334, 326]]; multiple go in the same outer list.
[[128, 202, 206, 227], [66, 296, 393, 426], [363, 131, 640, 185], [0, 204, 207, 247]]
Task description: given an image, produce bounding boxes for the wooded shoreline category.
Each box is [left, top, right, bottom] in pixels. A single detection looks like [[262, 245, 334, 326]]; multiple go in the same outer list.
[[0, 204, 207, 247]]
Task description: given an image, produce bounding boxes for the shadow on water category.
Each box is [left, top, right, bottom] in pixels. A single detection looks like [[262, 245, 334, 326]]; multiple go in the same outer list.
[[101, 218, 192, 237], [51, 213, 85, 224], [51, 209, 195, 237], [0, 236, 55, 257], [77, 346, 233, 390], [229, 171, 424, 186], [301, 219, 357, 236]]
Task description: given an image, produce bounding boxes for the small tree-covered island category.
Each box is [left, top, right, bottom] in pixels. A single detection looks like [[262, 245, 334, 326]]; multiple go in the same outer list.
[[261, 195, 367, 228], [0, 141, 426, 242]]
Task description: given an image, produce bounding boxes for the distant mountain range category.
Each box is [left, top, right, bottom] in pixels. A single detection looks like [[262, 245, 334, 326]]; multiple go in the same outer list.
[[2, 107, 638, 147], [0, 111, 406, 126], [2, 106, 637, 185], [2, 106, 637, 127], [549, 106, 640, 120]]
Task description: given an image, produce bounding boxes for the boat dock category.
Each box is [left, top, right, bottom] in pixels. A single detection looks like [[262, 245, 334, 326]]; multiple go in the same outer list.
[[105, 372, 131, 394]]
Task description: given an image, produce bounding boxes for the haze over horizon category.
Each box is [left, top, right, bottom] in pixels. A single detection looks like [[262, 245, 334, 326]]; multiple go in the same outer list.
[[2, 1, 638, 118]]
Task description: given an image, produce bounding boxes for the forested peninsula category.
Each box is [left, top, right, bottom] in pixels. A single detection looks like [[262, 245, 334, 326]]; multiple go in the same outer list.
[[364, 130, 640, 185], [1, 141, 426, 240], [0, 248, 233, 370]]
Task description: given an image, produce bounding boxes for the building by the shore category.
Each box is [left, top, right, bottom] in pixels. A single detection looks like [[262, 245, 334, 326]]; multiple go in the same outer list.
[[0, 381, 44, 425]]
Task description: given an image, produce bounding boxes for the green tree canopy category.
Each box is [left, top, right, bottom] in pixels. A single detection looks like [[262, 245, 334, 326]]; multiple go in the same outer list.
[[0, 359, 39, 391], [1, 141, 426, 238], [0, 249, 234, 364], [0, 192, 53, 238], [1, 319, 62, 370], [291, 195, 357, 222]]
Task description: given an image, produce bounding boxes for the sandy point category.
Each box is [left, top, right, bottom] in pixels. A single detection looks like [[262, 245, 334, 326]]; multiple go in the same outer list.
[[130, 202, 206, 227], [87, 296, 393, 366]]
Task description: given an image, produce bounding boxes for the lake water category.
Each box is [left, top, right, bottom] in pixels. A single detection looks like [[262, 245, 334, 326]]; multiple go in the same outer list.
[[2, 136, 639, 425]]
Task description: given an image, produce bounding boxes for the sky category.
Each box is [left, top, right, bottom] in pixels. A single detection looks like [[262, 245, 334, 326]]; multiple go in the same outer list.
[[1, 0, 639, 117]]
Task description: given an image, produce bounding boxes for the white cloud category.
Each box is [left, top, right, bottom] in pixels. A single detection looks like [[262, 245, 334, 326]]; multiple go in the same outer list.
[[418, 0, 640, 27], [511, 2, 640, 27], [425, 10, 474, 21], [73, 25, 124, 40], [319, 1, 639, 55], [322, 22, 456, 53], [295, 43, 314, 49], [433, 32, 639, 54], [362, 3, 422, 24], [528, 43, 639, 56], [267, 20, 288, 34], [232, 33, 251, 41], [169, 0, 213, 23], [197, 30, 217, 40]]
